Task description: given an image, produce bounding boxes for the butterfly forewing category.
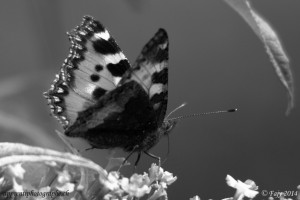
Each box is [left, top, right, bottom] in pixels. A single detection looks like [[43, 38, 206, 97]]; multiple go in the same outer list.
[[44, 16, 131, 128], [122, 29, 169, 126]]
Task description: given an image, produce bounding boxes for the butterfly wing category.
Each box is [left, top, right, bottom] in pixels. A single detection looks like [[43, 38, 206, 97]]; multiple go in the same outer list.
[[45, 16, 169, 152], [44, 16, 131, 128], [121, 29, 169, 126], [64, 29, 169, 151]]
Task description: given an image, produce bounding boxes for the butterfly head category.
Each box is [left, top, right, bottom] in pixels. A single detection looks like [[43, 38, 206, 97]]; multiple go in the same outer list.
[[161, 119, 178, 136], [159, 103, 187, 136]]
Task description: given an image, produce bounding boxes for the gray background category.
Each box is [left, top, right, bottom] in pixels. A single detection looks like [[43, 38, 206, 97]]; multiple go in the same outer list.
[[0, 0, 299, 199]]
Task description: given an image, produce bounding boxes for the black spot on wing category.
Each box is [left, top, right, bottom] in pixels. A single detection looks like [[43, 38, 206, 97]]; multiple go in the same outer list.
[[152, 68, 168, 84], [93, 38, 120, 55], [92, 87, 106, 99], [95, 64, 104, 72], [151, 92, 168, 126], [92, 20, 106, 33], [90, 74, 100, 82], [156, 47, 169, 62], [150, 92, 166, 104], [107, 60, 130, 77]]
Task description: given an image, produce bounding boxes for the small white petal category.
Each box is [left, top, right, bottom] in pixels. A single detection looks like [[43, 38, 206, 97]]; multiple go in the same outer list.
[[56, 182, 75, 193], [57, 170, 71, 184], [149, 163, 164, 182], [161, 171, 177, 186], [243, 189, 259, 198], [8, 163, 26, 179], [148, 185, 167, 200], [106, 171, 121, 191], [190, 195, 201, 200], [0, 177, 4, 185], [226, 174, 238, 188], [12, 178, 23, 192]]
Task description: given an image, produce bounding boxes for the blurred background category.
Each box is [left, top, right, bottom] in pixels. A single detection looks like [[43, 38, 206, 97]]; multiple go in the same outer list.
[[0, 0, 299, 199]]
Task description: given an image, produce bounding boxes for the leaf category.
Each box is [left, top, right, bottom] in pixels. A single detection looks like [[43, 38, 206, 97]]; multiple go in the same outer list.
[[0, 143, 177, 200], [224, 0, 294, 115], [0, 143, 110, 200]]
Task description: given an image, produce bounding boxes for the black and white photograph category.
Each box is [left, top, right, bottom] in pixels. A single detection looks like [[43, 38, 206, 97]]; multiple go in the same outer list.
[[0, 1, 299, 200]]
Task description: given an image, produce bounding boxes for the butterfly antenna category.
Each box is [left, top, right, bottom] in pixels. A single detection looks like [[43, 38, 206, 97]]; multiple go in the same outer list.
[[166, 102, 187, 119], [168, 108, 237, 121]]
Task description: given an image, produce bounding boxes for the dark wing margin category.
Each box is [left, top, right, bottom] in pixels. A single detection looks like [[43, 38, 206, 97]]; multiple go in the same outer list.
[[44, 16, 131, 128], [121, 29, 169, 126]]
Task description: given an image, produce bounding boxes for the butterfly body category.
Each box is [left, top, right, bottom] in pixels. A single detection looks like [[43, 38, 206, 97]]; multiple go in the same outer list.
[[44, 16, 176, 158]]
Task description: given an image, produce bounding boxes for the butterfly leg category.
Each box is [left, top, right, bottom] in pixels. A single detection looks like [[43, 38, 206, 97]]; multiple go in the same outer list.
[[134, 152, 142, 168], [84, 146, 96, 151], [118, 145, 139, 171], [144, 151, 161, 168]]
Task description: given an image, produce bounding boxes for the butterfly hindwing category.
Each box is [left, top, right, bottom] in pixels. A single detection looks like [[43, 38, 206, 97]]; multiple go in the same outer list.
[[65, 80, 159, 151], [44, 16, 131, 128]]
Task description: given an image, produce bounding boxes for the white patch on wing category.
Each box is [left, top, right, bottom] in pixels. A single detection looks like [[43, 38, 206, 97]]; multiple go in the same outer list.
[[113, 77, 122, 85], [153, 61, 167, 72], [104, 53, 126, 64], [84, 83, 97, 95], [153, 103, 161, 110], [63, 88, 93, 125], [94, 30, 110, 41], [72, 71, 98, 99], [149, 83, 164, 98], [159, 42, 168, 50]]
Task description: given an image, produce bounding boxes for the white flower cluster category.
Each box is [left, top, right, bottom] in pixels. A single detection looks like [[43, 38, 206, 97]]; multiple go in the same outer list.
[[225, 175, 258, 200], [104, 163, 177, 200], [2, 162, 76, 197], [190, 175, 259, 200]]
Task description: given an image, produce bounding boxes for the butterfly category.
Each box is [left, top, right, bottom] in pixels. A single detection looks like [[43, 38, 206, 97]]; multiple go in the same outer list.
[[44, 16, 178, 166]]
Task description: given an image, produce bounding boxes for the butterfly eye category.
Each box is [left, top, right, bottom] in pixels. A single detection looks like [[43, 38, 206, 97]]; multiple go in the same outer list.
[[162, 120, 177, 135], [167, 125, 173, 132]]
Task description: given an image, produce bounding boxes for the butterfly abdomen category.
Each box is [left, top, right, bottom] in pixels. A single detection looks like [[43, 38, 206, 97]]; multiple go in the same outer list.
[[75, 128, 160, 152]]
